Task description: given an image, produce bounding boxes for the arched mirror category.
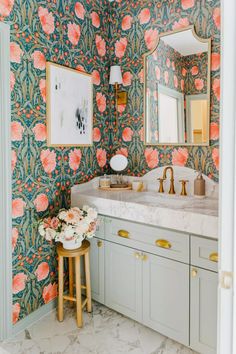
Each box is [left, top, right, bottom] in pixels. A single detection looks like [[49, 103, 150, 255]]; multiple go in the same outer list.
[[144, 26, 211, 146]]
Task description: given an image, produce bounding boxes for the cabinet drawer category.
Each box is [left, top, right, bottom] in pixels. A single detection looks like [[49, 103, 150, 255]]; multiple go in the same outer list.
[[191, 236, 218, 272], [105, 218, 189, 263]]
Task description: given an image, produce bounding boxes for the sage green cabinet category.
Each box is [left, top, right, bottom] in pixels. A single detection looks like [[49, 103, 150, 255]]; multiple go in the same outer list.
[[190, 267, 218, 354], [143, 253, 189, 346], [105, 241, 142, 322]]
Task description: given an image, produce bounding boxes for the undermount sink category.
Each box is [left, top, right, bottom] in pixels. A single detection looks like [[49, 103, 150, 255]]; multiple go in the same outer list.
[[131, 192, 191, 207]]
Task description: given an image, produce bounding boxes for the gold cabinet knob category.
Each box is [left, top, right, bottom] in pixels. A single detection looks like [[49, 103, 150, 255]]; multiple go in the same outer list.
[[191, 268, 198, 277], [155, 239, 172, 249], [209, 252, 218, 263], [117, 229, 130, 238], [134, 252, 141, 259], [140, 254, 148, 261], [97, 240, 103, 248]]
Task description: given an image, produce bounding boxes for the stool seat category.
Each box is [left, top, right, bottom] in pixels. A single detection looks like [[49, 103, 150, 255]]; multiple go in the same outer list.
[[57, 240, 90, 257], [57, 240, 92, 328]]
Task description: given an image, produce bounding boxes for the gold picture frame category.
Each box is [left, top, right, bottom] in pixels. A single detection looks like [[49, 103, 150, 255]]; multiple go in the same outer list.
[[46, 62, 93, 147]]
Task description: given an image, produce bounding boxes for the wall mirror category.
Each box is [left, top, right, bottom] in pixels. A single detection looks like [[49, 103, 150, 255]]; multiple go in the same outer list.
[[144, 26, 211, 146]]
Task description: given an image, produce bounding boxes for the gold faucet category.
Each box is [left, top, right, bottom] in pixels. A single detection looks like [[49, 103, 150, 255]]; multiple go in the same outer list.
[[162, 167, 175, 195]]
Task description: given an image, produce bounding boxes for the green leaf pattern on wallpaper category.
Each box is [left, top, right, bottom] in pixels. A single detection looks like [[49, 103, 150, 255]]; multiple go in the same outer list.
[[3, 0, 111, 323], [109, 0, 220, 179], [1, 0, 220, 324]]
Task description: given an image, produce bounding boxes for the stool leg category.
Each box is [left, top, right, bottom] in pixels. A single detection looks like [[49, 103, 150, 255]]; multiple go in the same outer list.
[[75, 256, 82, 327], [58, 255, 64, 322], [85, 252, 92, 313], [69, 257, 74, 307]]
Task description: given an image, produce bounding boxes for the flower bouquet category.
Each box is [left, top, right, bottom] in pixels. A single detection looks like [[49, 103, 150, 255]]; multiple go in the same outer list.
[[38, 206, 98, 250]]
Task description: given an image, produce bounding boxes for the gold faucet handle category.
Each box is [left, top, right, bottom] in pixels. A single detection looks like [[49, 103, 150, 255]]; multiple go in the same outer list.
[[157, 178, 166, 193], [179, 180, 189, 196]]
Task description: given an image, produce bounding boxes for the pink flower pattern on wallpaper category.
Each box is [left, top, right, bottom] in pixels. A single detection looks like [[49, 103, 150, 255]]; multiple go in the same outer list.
[[138, 8, 150, 25], [10, 71, 15, 91], [93, 127, 101, 142], [38, 6, 55, 34], [11, 121, 24, 141], [12, 227, 18, 252], [34, 193, 49, 212], [12, 198, 26, 218], [96, 149, 107, 168], [95, 35, 106, 56], [75, 2, 85, 20], [122, 127, 133, 142], [68, 23, 81, 45], [42, 283, 57, 304], [35, 262, 49, 281], [0, 0, 14, 17], [96, 92, 106, 112], [39, 79, 46, 102], [69, 149, 82, 171], [33, 123, 47, 141], [10, 42, 23, 63], [116, 147, 128, 157], [122, 15, 132, 31], [40, 149, 56, 174], [91, 12, 100, 28], [181, 0, 195, 10], [115, 38, 128, 58], [12, 303, 20, 324], [172, 148, 189, 166], [32, 51, 46, 70], [12, 273, 27, 294], [145, 148, 159, 169], [144, 29, 158, 50]]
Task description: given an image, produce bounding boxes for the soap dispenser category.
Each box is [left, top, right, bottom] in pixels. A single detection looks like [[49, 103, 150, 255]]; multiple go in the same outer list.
[[194, 171, 206, 197]]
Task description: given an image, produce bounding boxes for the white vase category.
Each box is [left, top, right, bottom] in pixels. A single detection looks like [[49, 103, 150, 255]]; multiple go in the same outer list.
[[62, 239, 82, 250]]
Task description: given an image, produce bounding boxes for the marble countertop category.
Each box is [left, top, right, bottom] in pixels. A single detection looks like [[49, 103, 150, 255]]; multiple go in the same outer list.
[[71, 172, 219, 239]]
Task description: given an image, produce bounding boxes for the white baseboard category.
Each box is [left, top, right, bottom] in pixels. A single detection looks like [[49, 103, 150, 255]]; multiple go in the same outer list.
[[11, 299, 57, 338]]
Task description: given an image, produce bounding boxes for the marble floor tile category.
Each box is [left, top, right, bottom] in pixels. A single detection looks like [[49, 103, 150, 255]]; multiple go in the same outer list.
[[0, 302, 198, 354]]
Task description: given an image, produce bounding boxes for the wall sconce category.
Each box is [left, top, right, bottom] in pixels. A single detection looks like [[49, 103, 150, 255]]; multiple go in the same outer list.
[[109, 65, 128, 127]]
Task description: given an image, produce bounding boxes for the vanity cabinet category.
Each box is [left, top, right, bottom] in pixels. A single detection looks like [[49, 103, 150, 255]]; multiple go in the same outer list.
[[143, 253, 189, 345], [89, 216, 218, 353]]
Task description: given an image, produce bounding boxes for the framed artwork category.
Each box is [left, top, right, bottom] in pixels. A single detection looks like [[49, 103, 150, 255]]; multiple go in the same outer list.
[[46, 62, 93, 147]]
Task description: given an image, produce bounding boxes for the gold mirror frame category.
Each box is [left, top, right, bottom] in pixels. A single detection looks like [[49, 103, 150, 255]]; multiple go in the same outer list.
[[143, 25, 212, 147]]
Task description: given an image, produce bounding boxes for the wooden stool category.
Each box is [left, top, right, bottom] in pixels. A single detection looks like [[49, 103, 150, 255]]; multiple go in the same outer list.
[[57, 240, 92, 327]]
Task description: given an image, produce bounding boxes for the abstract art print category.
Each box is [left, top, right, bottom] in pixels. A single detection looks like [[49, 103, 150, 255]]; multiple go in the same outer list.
[[46, 62, 93, 147]]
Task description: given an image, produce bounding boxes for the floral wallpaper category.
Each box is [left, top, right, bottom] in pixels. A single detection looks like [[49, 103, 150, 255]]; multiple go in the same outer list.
[[1, 0, 220, 325], [146, 39, 208, 143], [1, 0, 111, 323], [109, 0, 220, 180]]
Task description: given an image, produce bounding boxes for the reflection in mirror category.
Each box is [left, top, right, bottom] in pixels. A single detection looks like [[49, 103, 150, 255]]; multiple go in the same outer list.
[[144, 26, 211, 146]]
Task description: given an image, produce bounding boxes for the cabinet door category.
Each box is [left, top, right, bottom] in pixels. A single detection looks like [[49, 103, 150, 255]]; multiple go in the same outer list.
[[190, 267, 218, 354], [105, 241, 142, 322], [143, 253, 189, 346], [89, 237, 105, 304]]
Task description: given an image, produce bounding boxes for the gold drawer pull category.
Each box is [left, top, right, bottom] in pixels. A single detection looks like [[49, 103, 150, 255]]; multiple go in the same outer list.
[[209, 252, 218, 263], [97, 240, 103, 248], [155, 239, 172, 249], [117, 229, 130, 238]]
